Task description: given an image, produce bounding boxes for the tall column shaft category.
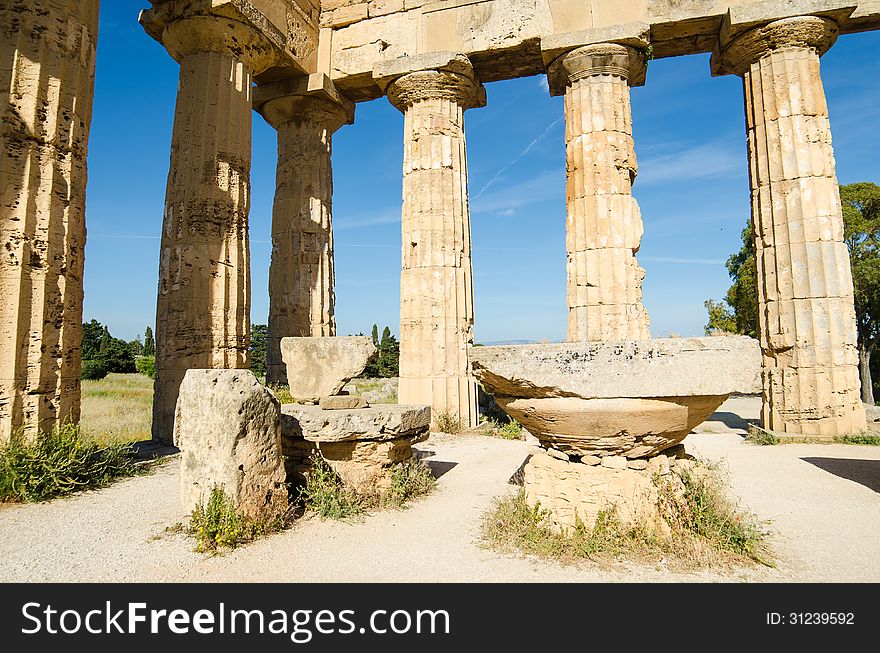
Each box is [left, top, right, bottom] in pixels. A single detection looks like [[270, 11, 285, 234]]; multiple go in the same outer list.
[[386, 58, 484, 429], [550, 44, 650, 342], [718, 16, 866, 437], [0, 0, 99, 442], [259, 94, 351, 385], [151, 18, 275, 442]]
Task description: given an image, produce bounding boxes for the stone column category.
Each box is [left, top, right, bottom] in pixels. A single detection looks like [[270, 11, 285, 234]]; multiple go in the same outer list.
[[384, 55, 485, 429], [149, 17, 276, 442], [0, 0, 99, 442], [714, 16, 866, 437], [255, 81, 354, 385], [548, 44, 650, 342]]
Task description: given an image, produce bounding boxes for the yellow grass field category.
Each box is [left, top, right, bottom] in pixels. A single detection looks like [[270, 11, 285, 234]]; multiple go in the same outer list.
[[80, 373, 153, 444]]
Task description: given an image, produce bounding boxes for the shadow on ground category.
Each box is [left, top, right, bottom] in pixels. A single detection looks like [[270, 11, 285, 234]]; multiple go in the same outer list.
[[707, 411, 759, 432], [801, 457, 880, 493]]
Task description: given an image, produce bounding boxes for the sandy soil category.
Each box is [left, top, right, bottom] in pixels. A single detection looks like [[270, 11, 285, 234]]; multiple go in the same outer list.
[[1, 395, 878, 583]]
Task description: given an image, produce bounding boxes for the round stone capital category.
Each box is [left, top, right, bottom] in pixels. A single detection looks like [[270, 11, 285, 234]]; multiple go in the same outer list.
[[259, 95, 353, 133], [548, 43, 647, 94], [716, 16, 839, 76], [162, 15, 277, 75], [386, 58, 485, 112]]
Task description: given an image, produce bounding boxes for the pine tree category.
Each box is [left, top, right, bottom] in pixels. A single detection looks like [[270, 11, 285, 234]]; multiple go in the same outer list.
[[143, 326, 155, 357]]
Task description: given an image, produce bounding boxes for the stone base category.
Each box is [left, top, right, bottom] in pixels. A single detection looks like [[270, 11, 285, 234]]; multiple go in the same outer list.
[[280, 403, 431, 495], [522, 446, 694, 534]]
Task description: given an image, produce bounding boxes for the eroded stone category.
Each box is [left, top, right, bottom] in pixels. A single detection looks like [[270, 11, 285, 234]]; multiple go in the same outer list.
[[281, 335, 377, 402]]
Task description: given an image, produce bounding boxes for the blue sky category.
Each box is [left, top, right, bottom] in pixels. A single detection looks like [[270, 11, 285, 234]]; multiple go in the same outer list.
[[85, 2, 880, 343]]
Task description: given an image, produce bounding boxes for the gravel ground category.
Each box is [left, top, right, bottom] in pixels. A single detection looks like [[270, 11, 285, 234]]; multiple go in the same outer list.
[[1, 395, 878, 583]]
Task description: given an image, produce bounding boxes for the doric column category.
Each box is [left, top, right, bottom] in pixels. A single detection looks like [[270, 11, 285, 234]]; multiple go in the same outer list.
[[714, 15, 866, 437], [146, 16, 277, 442], [381, 55, 485, 429], [548, 44, 651, 342], [0, 0, 99, 442], [254, 77, 354, 385]]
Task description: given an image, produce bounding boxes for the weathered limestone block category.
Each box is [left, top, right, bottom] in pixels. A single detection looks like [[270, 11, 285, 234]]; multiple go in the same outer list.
[[145, 15, 281, 443], [175, 369, 288, 522], [470, 337, 762, 399], [280, 335, 376, 402], [497, 396, 725, 458], [254, 76, 355, 385], [524, 451, 658, 533], [866, 404, 880, 424], [280, 403, 430, 442], [320, 395, 370, 409], [472, 337, 759, 456], [377, 53, 485, 429], [0, 0, 99, 442], [548, 42, 651, 342], [713, 14, 867, 437], [280, 403, 430, 493]]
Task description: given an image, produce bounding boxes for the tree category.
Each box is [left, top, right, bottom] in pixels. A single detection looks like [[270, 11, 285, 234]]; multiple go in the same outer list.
[[99, 326, 111, 353], [704, 299, 737, 335], [81, 319, 104, 360], [363, 324, 382, 377], [129, 336, 144, 357], [143, 326, 155, 357], [377, 326, 400, 377], [249, 324, 268, 379], [841, 182, 880, 405]]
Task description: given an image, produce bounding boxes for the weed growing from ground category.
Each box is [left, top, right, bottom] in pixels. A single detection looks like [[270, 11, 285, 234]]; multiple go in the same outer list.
[[0, 423, 143, 502], [745, 424, 779, 445], [834, 433, 880, 445], [434, 411, 463, 434], [188, 486, 287, 553]]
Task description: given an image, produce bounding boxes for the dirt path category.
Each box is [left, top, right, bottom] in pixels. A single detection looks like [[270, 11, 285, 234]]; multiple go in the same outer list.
[[1, 396, 878, 582]]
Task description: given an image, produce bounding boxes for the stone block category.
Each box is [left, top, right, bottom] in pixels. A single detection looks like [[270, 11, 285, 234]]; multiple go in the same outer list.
[[281, 403, 431, 442], [175, 369, 288, 522], [281, 335, 377, 402], [320, 395, 370, 409]]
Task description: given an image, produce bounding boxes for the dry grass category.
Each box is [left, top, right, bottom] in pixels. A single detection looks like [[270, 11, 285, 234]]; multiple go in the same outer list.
[[80, 373, 153, 444], [483, 462, 773, 570]]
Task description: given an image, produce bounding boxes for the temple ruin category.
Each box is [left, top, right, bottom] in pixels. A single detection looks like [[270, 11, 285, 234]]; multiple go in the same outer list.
[[2, 0, 877, 443]]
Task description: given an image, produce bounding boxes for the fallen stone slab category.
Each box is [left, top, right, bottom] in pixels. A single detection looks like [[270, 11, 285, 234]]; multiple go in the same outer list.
[[320, 395, 370, 410], [175, 369, 288, 522], [281, 336, 377, 402], [281, 404, 431, 442], [866, 404, 880, 424], [469, 336, 761, 399]]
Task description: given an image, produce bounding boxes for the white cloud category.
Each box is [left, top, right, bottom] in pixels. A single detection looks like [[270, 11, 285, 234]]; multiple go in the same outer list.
[[537, 75, 550, 93], [637, 141, 744, 185]]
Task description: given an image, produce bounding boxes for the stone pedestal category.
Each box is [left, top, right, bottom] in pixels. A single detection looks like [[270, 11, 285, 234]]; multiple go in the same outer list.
[[148, 17, 276, 442], [383, 55, 485, 429], [714, 16, 866, 437], [255, 80, 354, 385], [0, 0, 99, 442], [548, 44, 650, 342]]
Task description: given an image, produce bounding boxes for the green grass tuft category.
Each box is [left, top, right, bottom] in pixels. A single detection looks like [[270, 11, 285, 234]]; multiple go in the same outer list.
[[383, 457, 437, 508], [834, 433, 880, 445], [267, 384, 295, 404], [298, 454, 365, 519], [188, 486, 287, 553], [745, 424, 779, 446], [434, 410, 463, 434], [0, 423, 144, 502]]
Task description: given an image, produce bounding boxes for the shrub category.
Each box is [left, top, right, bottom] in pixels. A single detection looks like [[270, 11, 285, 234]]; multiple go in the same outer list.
[[187, 486, 286, 553], [81, 359, 109, 381], [135, 355, 155, 379], [491, 419, 523, 440], [267, 384, 294, 404], [383, 458, 436, 508], [0, 423, 140, 502], [745, 424, 779, 445], [299, 454, 364, 520], [434, 410, 462, 434], [835, 433, 880, 445]]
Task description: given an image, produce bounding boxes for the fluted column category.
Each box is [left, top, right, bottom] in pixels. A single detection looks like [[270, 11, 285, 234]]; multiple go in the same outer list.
[[149, 17, 276, 442], [715, 16, 866, 437], [256, 88, 353, 385], [0, 0, 99, 442], [385, 55, 485, 429], [549, 44, 650, 342]]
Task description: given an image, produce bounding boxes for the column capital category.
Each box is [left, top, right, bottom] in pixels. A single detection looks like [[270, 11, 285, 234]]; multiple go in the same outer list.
[[374, 53, 486, 112], [547, 43, 647, 96], [712, 15, 840, 76], [254, 74, 355, 132]]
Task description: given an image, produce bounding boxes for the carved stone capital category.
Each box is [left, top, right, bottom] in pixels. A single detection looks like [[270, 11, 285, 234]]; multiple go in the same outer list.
[[547, 44, 647, 96], [714, 15, 839, 76], [160, 15, 277, 74], [384, 55, 486, 112], [254, 74, 355, 132]]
